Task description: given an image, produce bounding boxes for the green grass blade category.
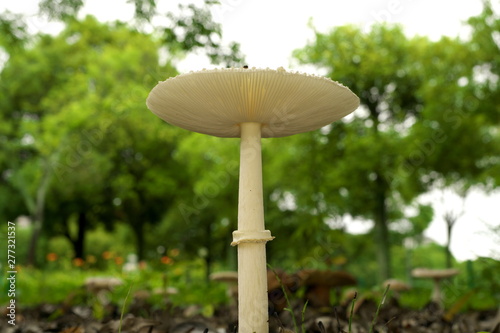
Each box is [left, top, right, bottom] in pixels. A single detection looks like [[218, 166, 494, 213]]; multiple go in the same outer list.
[[301, 300, 309, 333], [268, 264, 298, 333], [348, 292, 357, 333], [118, 283, 133, 333], [369, 284, 390, 333]]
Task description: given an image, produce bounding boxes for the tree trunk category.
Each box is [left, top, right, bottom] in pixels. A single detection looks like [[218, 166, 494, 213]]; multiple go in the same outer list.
[[442, 190, 466, 268], [374, 173, 391, 280], [27, 220, 42, 266], [135, 220, 145, 261], [445, 226, 452, 268], [26, 161, 53, 266], [370, 107, 391, 281], [205, 221, 212, 282], [73, 212, 87, 259]]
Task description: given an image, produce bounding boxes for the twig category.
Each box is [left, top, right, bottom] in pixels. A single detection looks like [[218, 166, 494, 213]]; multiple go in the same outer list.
[[385, 316, 397, 327], [318, 320, 326, 333], [273, 312, 285, 330], [333, 307, 342, 333]]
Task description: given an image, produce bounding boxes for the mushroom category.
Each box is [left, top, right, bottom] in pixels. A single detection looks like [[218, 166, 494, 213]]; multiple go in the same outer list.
[[84, 277, 123, 305], [152, 286, 179, 296], [123, 253, 139, 272], [295, 269, 357, 308], [383, 279, 411, 292], [84, 277, 123, 294], [411, 268, 459, 307], [146, 67, 359, 333], [382, 279, 411, 305], [210, 271, 239, 304], [267, 269, 302, 313]]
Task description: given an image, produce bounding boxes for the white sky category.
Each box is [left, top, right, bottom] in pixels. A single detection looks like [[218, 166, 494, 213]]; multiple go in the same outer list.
[[1, 0, 499, 261]]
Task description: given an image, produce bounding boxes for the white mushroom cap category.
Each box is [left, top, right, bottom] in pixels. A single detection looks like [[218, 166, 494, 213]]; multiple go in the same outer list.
[[146, 67, 360, 138], [411, 268, 460, 279], [210, 271, 239, 302]]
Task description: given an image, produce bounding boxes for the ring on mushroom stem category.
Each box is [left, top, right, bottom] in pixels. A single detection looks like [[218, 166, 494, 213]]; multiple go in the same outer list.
[[146, 67, 359, 333]]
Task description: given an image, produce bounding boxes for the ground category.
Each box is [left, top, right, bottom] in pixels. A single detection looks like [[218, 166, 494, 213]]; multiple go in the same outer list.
[[1, 298, 499, 333]]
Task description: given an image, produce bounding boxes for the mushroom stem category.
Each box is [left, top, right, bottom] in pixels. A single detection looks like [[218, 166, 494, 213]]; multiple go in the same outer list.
[[431, 278, 443, 306], [238, 122, 265, 231], [233, 122, 273, 333]]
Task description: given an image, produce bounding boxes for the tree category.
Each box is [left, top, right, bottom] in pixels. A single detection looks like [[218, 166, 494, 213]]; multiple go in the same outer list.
[[37, 0, 245, 67], [0, 0, 246, 265], [162, 133, 241, 278], [466, 0, 500, 184], [292, 24, 426, 280], [40, 16, 185, 261], [405, 2, 500, 272], [0, 16, 66, 264], [1, 1, 244, 264], [292, 16, 499, 280]]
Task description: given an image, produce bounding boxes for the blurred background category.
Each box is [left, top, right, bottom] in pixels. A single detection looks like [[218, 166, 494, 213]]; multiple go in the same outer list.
[[0, 0, 499, 313]]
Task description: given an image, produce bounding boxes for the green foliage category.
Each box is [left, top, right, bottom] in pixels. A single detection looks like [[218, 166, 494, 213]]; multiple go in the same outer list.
[[0, 11, 29, 51], [291, 14, 499, 280], [291, 24, 433, 280], [164, 2, 244, 66], [0, 223, 32, 265], [1, 267, 85, 305], [35, 0, 245, 66], [38, 0, 84, 20], [0, 0, 245, 264], [455, 257, 500, 309], [406, 204, 434, 239], [128, 0, 157, 22], [0, 0, 498, 307], [0, 256, 229, 309]]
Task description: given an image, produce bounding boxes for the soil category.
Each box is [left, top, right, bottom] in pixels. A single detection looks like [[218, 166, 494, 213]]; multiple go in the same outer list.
[[1, 297, 499, 333]]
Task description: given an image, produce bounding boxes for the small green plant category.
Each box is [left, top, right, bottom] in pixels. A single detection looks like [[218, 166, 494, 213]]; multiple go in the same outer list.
[[300, 300, 308, 333], [348, 292, 357, 333], [268, 265, 309, 333], [368, 284, 391, 333], [118, 283, 133, 333]]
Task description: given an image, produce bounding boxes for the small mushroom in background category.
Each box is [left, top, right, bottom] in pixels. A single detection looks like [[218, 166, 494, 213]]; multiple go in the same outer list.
[[341, 288, 366, 317], [100, 314, 160, 333], [411, 268, 459, 308], [295, 270, 357, 309], [133, 289, 151, 301], [382, 278, 411, 306], [85, 277, 123, 294], [210, 271, 238, 305], [267, 269, 302, 313], [123, 253, 139, 272], [84, 277, 124, 305], [152, 286, 179, 296]]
